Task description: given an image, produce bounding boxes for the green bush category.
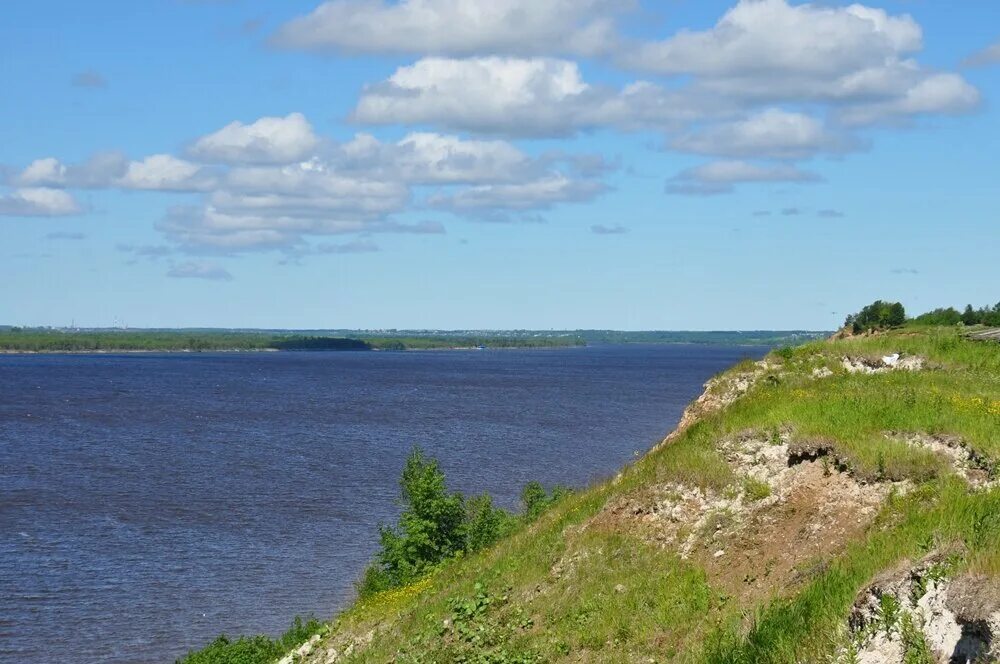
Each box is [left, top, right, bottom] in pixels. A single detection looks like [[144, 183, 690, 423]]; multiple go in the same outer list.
[[359, 450, 573, 598], [176, 616, 323, 664], [466, 493, 517, 553], [521, 481, 572, 522], [360, 447, 467, 596]]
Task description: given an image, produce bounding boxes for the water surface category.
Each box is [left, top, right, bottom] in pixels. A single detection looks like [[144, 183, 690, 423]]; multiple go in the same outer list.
[[0, 344, 765, 662]]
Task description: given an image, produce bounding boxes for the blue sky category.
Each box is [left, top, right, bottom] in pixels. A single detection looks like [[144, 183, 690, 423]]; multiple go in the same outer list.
[[1, 0, 998, 330]]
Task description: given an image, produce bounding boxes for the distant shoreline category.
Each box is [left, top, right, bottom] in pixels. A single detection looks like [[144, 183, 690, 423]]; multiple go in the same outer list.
[[0, 329, 827, 354], [1, 341, 808, 355]]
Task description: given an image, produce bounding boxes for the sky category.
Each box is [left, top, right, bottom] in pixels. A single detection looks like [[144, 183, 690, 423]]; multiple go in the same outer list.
[[1, 0, 998, 330]]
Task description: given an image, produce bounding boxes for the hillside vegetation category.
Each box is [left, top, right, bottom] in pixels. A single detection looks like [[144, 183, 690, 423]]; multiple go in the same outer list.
[[273, 325, 1000, 663]]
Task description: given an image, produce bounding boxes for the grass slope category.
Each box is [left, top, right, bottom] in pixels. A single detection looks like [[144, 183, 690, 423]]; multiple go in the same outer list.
[[286, 327, 1000, 662]]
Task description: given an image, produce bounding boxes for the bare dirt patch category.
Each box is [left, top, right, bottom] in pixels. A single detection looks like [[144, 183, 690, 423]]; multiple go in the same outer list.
[[889, 432, 996, 489], [596, 431, 895, 606], [844, 559, 1000, 663], [841, 353, 925, 374]]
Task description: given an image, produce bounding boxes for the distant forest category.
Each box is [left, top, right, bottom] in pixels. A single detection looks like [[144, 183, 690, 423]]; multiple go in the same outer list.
[[0, 328, 583, 352], [0, 328, 833, 353]]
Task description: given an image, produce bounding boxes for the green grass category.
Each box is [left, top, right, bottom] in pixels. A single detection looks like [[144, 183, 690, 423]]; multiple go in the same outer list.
[[193, 326, 1000, 663]]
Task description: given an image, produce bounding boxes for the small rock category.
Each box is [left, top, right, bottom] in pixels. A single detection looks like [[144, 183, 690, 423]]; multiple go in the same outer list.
[[614, 583, 626, 594], [714, 549, 726, 558]]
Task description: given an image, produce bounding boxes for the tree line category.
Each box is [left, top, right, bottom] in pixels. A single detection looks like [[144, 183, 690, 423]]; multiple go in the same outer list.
[[845, 300, 1000, 333]]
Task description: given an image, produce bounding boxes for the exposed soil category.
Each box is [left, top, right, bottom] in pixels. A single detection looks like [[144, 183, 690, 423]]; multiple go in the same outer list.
[[846, 560, 1000, 663], [597, 431, 895, 609]]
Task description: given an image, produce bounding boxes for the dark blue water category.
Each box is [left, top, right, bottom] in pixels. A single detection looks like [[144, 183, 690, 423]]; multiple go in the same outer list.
[[0, 344, 765, 663]]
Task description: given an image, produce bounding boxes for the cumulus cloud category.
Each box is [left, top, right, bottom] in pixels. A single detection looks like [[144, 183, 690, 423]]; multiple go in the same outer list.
[[16, 153, 215, 192], [340, 132, 535, 184], [429, 174, 607, 220], [838, 73, 981, 125], [354, 58, 594, 137], [963, 41, 1000, 68], [619, 0, 977, 126], [272, 0, 625, 57], [17, 152, 128, 188], [0, 188, 82, 216], [155, 203, 446, 252], [118, 155, 217, 191], [622, 0, 922, 78], [353, 57, 721, 137], [189, 113, 319, 164], [167, 260, 234, 281], [347, 0, 977, 151], [11, 112, 606, 252], [666, 161, 820, 196], [670, 109, 861, 160]]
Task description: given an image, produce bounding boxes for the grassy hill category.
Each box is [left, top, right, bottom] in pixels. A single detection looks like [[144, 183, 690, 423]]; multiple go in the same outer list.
[[265, 326, 1000, 664], [175, 325, 1000, 663]]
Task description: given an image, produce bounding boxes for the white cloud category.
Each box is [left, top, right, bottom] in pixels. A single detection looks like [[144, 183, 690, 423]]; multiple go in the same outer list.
[[623, 0, 922, 77], [272, 0, 624, 57], [17, 153, 214, 192], [429, 173, 607, 219], [341, 132, 534, 184], [671, 109, 860, 159], [963, 41, 1000, 68], [353, 57, 716, 136], [838, 73, 981, 126], [348, 2, 977, 141], [355, 58, 592, 136], [19, 158, 67, 185], [189, 113, 319, 164], [0, 188, 82, 216], [616, 0, 977, 127], [167, 260, 234, 281], [666, 160, 820, 196], [17, 152, 128, 188], [11, 116, 608, 251], [157, 204, 444, 251], [117, 154, 217, 191], [222, 162, 409, 212]]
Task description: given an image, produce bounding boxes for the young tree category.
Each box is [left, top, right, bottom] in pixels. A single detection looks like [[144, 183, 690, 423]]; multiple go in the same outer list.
[[887, 302, 906, 327], [360, 447, 466, 594], [465, 493, 516, 553]]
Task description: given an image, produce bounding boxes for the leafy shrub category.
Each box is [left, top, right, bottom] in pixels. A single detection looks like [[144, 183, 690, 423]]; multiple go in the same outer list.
[[466, 493, 517, 553], [176, 616, 323, 664], [911, 307, 962, 326], [360, 447, 467, 596], [774, 346, 795, 361], [521, 481, 571, 522]]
